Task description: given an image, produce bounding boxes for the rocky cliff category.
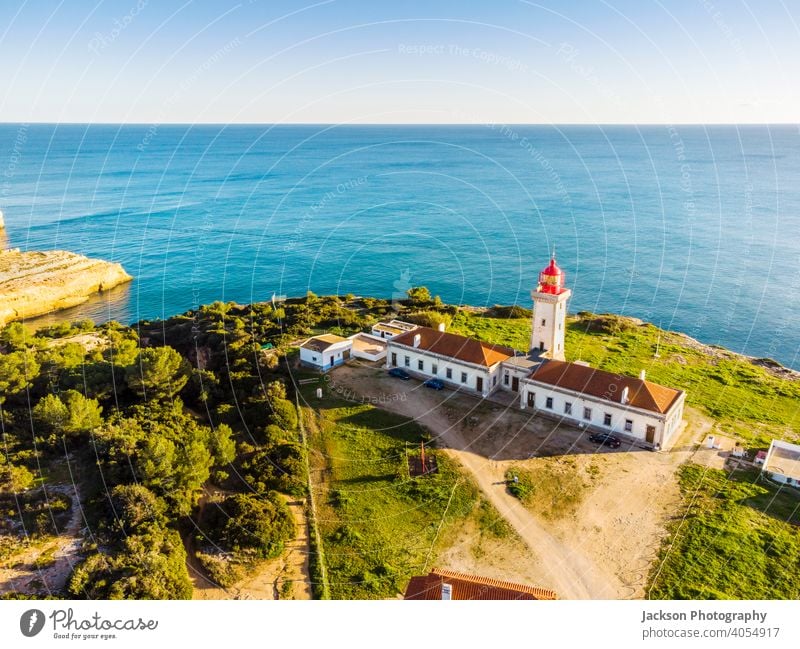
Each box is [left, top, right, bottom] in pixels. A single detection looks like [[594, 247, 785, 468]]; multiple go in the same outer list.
[[0, 249, 132, 325]]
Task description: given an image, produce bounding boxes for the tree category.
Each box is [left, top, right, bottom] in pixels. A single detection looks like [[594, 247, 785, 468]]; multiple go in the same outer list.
[[0, 351, 40, 404], [110, 484, 166, 533], [270, 398, 298, 430], [209, 493, 294, 559], [240, 443, 306, 496], [208, 423, 235, 468], [68, 526, 192, 599], [32, 394, 69, 434], [32, 391, 102, 437], [406, 286, 432, 305], [407, 310, 452, 330], [0, 322, 36, 350], [0, 459, 34, 493], [125, 346, 190, 399], [63, 390, 102, 434], [265, 380, 287, 402]]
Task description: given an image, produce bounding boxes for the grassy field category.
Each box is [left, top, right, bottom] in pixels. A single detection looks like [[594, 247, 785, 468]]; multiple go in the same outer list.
[[450, 311, 800, 448], [504, 459, 596, 521], [648, 464, 800, 599], [302, 387, 508, 599]]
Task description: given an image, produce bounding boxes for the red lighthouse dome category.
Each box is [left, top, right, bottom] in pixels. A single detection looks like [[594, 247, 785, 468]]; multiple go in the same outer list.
[[537, 253, 566, 295]]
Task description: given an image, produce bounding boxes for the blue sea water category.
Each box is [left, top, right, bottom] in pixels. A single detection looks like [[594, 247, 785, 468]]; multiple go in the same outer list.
[[1, 123, 799, 369]]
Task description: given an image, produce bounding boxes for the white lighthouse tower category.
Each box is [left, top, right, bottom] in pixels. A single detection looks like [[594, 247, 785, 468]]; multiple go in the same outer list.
[[530, 250, 571, 360]]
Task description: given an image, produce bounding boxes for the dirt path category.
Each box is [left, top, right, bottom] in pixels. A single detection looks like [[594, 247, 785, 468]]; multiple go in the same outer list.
[[0, 482, 85, 596], [329, 363, 711, 599]]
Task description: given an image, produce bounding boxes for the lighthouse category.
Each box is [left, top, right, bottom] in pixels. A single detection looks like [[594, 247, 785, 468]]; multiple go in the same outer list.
[[530, 251, 571, 360]]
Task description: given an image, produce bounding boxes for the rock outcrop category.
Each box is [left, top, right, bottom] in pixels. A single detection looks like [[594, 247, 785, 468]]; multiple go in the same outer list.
[[0, 249, 132, 326]]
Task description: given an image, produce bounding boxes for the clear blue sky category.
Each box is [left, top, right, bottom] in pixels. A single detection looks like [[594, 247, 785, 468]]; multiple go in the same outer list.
[[0, 0, 797, 123]]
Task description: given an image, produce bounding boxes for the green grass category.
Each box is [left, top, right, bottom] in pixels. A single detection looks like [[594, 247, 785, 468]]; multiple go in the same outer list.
[[504, 460, 590, 520], [648, 464, 800, 599], [307, 397, 485, 599], [450, 311, 800, 447]]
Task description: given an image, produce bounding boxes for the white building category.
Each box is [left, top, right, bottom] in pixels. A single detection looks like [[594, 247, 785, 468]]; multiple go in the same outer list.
[[347, 332, 388, 362], [371, 319, 418, 340], [518, 360, 685, 449], [386, 327, 515, 397], [761, 439, 800, 487], [299, 334, 352, 371]]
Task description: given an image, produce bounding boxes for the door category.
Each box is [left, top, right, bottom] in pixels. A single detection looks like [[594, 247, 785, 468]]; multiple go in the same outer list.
[[511, 376, 519, 392], [527, 392, 535, 407], [646, 425, 656, 444], [476, 376, 483, 392], [391, 352, 397, 366], [329, 355, 335, 367]]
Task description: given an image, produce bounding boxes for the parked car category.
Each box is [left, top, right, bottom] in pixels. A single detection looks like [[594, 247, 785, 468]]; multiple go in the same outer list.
[[589, 432, 622, 449], [388, 368, 411, 380], [423, 378, 445, 390]]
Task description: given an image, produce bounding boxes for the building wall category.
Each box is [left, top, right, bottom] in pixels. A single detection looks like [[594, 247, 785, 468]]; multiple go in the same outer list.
[[518, 379, 681, 448], [530, 290, 570, 359], [299, 342, 352, 371], [386, 343, 502, 396]]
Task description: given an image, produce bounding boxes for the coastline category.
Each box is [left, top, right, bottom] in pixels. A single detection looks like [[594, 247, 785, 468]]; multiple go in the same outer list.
[[0, 248, 133, 326]]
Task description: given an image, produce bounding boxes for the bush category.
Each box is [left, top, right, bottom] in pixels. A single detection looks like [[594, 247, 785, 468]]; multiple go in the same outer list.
[[206, 493, 294, 560], [196, 551, 246, 587]]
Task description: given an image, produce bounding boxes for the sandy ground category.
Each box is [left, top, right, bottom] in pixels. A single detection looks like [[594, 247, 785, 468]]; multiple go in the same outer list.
[[0, 482, 85, 597], [329, 362, 715, 599], [190, 495, 312, 600]]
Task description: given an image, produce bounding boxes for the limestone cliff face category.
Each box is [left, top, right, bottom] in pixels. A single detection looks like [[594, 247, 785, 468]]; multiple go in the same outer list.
[[0, 249, 133, 325]]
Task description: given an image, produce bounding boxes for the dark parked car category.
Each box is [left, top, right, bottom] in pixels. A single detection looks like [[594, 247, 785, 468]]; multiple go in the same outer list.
[[589, 432, 622, 449], [388, 368, 411, 380], [423, 378, 445, 390]]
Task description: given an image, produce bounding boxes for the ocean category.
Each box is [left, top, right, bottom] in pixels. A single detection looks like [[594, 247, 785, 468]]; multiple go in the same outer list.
[[1, 123, 798, 369]]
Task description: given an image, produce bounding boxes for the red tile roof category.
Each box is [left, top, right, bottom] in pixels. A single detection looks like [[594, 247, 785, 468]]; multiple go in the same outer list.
[[528, 360, 683, 415], [390, 327, 515, 368], [404, 568, 558, 600]]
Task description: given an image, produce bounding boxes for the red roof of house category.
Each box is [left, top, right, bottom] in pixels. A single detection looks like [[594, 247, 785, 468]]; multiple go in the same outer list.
[[403, 568, 558, 600], [528, 360, 683, 415], [390, 327, 515, 368]]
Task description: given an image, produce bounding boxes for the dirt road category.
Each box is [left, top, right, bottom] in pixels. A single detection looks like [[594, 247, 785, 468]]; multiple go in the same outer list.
[[329, 362, 710, 599]]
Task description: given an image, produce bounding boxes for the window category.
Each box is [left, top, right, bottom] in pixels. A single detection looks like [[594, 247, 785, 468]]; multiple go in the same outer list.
[[404, 356, 410, 367], [461, 372, 467, 384], [545, 397, 553, 409], [541, 318, 546, 326], [432, 364, 438, 374], [564, 402, 572, 415], [583, 407, 592, 420], [603, 413, 612, 427], [503, 373, 509, 386], [312, 356, 317, 362], [418, 359, 424, 371], [624, 419, 633, 433], [446, 368, 452, 379], [391, 352, 397, 366]]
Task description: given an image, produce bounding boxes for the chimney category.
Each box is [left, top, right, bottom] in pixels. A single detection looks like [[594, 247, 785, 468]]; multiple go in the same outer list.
[[639, 369, 646, 381], [620, 386, 629, 405], [413, 333, 421, 348], [441, 583, 452, 600], [437, 322, 446, 332]]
